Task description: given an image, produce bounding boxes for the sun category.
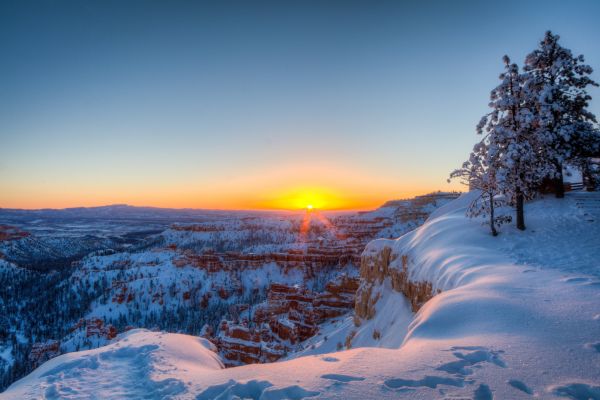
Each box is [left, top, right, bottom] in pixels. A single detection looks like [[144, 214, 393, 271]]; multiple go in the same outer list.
[[262, 187, 342, 210]]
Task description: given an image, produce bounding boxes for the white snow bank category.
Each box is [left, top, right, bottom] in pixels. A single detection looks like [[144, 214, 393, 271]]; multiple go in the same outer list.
[[2, 329, 223, 399]]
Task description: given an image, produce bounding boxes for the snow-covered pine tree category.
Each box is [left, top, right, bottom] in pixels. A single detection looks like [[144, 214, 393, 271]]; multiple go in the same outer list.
[[523, 31, 600, 197], [477, 56, 538, 230], [449, 139, 510, 236]]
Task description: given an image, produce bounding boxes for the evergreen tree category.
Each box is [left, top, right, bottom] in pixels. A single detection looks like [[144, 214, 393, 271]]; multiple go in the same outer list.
[[450, 139, 510, 236], [523, 31, 600, 197], [477, 56, 538, 230]]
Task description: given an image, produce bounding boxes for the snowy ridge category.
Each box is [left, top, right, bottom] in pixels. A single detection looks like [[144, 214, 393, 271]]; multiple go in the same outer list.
[[3, 330, 223, 399], [3, 192, 600, 399]]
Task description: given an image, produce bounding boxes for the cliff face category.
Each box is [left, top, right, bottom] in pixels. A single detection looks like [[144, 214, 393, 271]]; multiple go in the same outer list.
[[355, 242, 439, 324], [173, 248, 361, 277], [352, 193, 463, 324], [28, 340, 60, 369]]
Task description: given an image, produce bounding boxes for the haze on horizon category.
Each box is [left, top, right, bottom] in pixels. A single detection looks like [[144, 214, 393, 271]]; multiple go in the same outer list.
[[1, 0, 599, 211]]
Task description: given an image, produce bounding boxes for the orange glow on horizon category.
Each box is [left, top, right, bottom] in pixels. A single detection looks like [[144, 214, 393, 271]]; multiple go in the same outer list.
[[0, 162, 464, 211], [257, 187, 343, 210], [0, 187, 461, 211]]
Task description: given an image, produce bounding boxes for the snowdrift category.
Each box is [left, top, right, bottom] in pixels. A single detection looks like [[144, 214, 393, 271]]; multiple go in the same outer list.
[[3, 192, 600, 399], [2, 330, 223, 399]]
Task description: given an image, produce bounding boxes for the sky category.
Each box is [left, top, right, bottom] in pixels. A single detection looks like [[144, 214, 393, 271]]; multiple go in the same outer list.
[[1, 0, 599, 210]]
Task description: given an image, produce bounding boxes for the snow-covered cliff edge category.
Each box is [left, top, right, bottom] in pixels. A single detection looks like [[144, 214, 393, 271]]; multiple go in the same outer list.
[[3, 192, 599, 399]]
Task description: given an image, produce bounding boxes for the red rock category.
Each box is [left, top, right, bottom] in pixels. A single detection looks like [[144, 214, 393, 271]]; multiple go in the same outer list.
[[200, 293, 211, 308], [213, 277, 359, 366], [173, 247, 361, 275], [85, 318, 117, 340], [28, 340, 60, 368], [0, 225, 30, 242], [218, 287, 230, 300]]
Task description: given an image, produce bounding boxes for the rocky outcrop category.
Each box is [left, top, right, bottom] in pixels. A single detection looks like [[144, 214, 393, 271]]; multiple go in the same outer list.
[[211, 277, 359, 367], [70, 318, 118, 341], [355, 245, 439, 323], [84, 318, 118, 340], [216, 322, 263, 364], [173, 248, 361, 276], [28, 340, 60, 368], [0, 225, 29, 242], [313, 277, 359, 321]]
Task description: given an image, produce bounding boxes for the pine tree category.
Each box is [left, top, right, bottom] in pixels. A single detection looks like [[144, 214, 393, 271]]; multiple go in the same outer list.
[[449, 139, 510, 236], [523, 31, 600, 197], [477, 56, 539, 230]]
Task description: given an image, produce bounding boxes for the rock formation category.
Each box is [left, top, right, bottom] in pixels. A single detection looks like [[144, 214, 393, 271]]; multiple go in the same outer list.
[[0, 225, 29, 242], [28, 340, 60, 368], [355, 244, 439, 324], [211, 276, 359, 366]]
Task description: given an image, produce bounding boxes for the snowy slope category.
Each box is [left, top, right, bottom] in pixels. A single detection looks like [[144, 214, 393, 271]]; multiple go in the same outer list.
[[2, 194, 457, 390], [3, 192, 599, 399], [3, 329, 223, 399]]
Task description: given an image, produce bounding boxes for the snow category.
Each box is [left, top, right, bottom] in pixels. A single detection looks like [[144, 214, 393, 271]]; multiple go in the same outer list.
[[289, 281, 414, 358], [496, 192, 600, 277], [3, 192, 600, 399], [3, 329, 223, 399], [0, 347, 12, 374]]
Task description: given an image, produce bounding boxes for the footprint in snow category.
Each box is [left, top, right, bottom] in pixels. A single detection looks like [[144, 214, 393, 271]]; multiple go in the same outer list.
[[474, 384, 493, 400], [552, 383, 600, 400], [507, 379, 533, 395], [383, 375, 465, 390], [320, 356, 339, 362], [260, 385, 320, 400], [196, 380, 319, 400], [437, 347, 506, 376], [321, 374, 365, 383]]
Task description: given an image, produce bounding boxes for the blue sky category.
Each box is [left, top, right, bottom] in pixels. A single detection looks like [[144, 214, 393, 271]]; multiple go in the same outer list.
[[1, 0, 599, 209]]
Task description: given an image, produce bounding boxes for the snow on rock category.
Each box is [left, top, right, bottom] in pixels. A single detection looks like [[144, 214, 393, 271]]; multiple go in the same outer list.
[[212, 276, 360, 366], [27, 341, 60, 370]]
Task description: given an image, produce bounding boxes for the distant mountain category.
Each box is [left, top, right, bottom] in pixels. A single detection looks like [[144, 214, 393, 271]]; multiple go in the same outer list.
[[0, 204, 279, 221]]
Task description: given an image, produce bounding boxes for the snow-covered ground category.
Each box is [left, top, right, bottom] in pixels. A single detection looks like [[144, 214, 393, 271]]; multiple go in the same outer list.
[[3, 192, 599, 399], [3, 330, 224, 399]]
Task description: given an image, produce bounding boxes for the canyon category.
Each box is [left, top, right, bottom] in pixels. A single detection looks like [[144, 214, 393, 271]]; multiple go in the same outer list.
[[4, 191, 599, 399], [0, 192, 459, 390]]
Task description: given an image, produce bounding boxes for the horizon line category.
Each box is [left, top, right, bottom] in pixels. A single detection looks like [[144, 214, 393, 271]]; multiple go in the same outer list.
[[0, 190, 464, 214]]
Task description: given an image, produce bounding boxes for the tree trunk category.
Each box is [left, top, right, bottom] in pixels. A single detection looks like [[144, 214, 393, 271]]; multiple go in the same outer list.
[[489, 192, 498, 236], [582, 162, 595, 192], [516, 189, 525, 231], [554, 163, 565, 198]]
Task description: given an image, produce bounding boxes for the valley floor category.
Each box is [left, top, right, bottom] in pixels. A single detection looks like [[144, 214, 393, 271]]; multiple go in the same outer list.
[[2, 192, 599, 399]]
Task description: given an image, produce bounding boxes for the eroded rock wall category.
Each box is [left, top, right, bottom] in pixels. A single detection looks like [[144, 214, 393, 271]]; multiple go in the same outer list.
[[210, 277, 359, 366], [355, 244, 438, 323]]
